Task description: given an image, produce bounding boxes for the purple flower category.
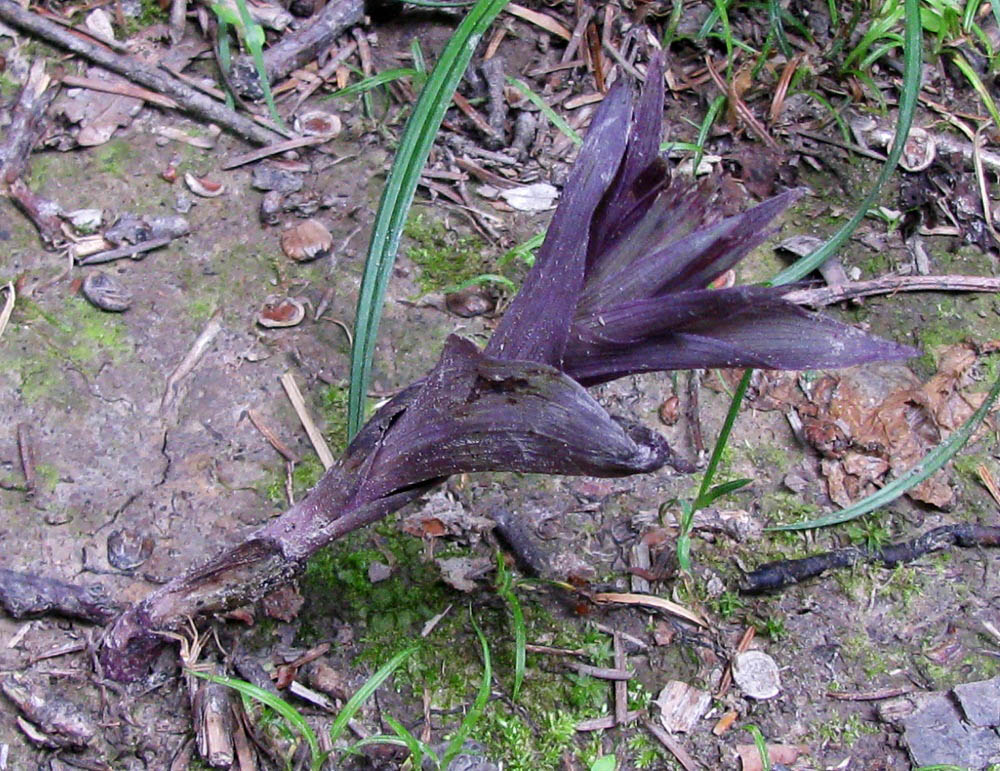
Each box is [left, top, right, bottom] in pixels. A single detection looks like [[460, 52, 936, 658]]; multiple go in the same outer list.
[[99, 53, 918, 681], [487, 54, 916, 385]]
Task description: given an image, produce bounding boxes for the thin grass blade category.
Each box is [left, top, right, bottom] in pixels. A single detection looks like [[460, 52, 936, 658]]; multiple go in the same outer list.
[[771, 0, 920, 285], [187, 671, 323, 767], [494, 553, 526, 701], [442, 612, 492, 767], [348, 0, 510, 438], [325, 68, 422, 100], [328, 645, 419, 744], [507, 76, 581, 145]]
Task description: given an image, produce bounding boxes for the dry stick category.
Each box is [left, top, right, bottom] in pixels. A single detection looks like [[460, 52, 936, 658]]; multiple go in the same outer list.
[[0, 568, 120, 624], [781, 274, 1000, 308], [0, 0, 282, 146], [575, 711, 641, 731], [228, 0, 364, 96], [220, 135, 335, 169], [16, 423, 36, 498], [78, 235, 174, 265], [60, 74, 180, 109], [161, 311, 223, 414], [280, 373, 335, 470], [741, 524, 1000, 594], [644, 719, 701, 771], [704, 55, 779, 151], [612, 631, 628, 726], [247, 409, 300, 463]]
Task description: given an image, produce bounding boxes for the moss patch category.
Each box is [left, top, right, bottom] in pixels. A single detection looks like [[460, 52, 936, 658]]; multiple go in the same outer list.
[[404, 213, 493, 294]]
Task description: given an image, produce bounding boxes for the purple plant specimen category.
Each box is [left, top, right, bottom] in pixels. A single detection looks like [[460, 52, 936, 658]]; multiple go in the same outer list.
[[99, 54, 915, 681]]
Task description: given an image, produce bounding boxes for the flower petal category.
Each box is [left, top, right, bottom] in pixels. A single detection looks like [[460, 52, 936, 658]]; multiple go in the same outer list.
[[486, 85, 633, 366], [566, 288, 918, 385], [580, 187, 804, 313]]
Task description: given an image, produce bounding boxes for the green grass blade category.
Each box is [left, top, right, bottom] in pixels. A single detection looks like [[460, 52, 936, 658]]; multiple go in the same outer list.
[[695, 370, 753, 508], [442, 612, 492, 767], [325, 68, 422, 100], [383, 714, 434, 767], [494, 553, 526, 701], [745, 725, 772, 771], [771, 0, 921, 286], [771, 370, 1000, 531], [949, 50, 1000, 126], [506, 76, 582, 145], [329, 645, 419, 744], [187, 671, 325, 769], [441, 273, 518, 294], [694, 94, 726, 171], [348, 0, 511, 438], [769, 0, 793, 57]]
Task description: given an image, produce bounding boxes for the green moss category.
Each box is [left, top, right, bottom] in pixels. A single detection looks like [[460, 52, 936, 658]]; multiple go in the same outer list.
[[33, 463, 60, 495], [27, 153, 64, 190], [318, 384, 349, 454], [258, 455, 324, 507], [404, 213, 493, 294], [93, 139, 139, 177]]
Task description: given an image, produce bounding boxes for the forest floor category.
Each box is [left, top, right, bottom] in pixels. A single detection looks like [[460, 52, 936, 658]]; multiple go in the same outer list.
[[1, 1, 1000, 769]]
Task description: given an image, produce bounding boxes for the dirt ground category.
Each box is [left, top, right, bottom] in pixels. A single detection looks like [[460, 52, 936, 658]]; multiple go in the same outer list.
[[1, 2, 1000, 770]]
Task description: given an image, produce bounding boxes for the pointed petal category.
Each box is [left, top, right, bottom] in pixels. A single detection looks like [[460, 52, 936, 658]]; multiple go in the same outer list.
[[360, 336, 676, 498], [565, 289, 919, 385], [485, 85, 632, 366], [588, 53, 666, 262], [580, 187, 805, 313]]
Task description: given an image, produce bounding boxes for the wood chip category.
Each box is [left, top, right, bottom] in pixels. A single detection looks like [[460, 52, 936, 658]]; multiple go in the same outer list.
[[592, 592, 707, 627], [504, 3, 572, 40]]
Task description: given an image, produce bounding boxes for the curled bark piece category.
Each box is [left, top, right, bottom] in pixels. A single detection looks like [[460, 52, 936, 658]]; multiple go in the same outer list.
[[741, 523, 1000, 594], [1, 673, 97, 748], [0, 569, 118, 623], [229, 0, 365, 97], [0, 60, 57, 184]]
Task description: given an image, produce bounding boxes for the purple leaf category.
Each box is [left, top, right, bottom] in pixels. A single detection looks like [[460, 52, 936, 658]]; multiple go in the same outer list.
[[357, 335, 678, 500]]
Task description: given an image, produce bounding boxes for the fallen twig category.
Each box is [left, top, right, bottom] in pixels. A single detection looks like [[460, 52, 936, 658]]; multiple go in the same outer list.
[[742, 524, 1000, 594], [0, 569, 119, 624], [60, 73, 180, 109], [644, 719, 700, 771], [78, 235, 174, 265], [161, 311, 224, 414], [280, 372, 335, 469], [16, 423, 36, 498], [782, 274, 1000, 307], [228, 0, 364, 97], [0, 0, 282, 145]]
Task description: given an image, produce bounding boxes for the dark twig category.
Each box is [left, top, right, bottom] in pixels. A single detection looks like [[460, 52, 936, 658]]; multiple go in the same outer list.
[[741, 524, 1000, 594], [0, 569, 120, 624], [228, 0, 364, 97], [0, 0, 282, 146], [17, 423, 36, 498]]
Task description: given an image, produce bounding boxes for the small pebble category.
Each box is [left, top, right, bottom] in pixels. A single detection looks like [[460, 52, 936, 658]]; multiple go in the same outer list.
[[445, 287, 495, 318], [252, 164, 304, 194], [260, 191, 282, 225], [732, 650, 781, 700], [106, 528, 153, 570], [82, 271, 132, 312]]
